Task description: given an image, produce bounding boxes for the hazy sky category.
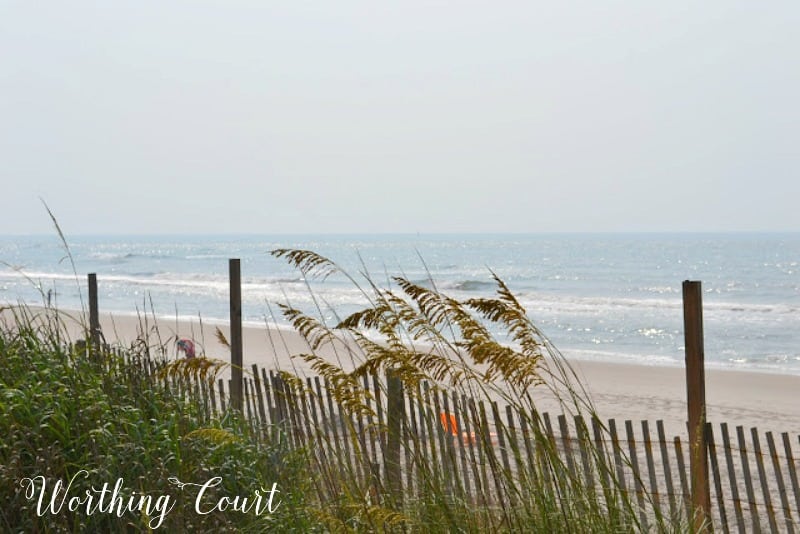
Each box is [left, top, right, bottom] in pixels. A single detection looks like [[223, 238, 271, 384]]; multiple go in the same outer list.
[[1, 2, 798, 234]]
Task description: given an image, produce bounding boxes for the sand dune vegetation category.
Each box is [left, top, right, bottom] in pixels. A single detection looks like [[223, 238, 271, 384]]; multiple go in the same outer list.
[[0, 247, 701, 532]]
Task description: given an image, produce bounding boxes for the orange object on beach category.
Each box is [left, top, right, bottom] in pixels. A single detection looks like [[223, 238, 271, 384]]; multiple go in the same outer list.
[[439, 412, 498, 446], [440, 412, 459, 435]]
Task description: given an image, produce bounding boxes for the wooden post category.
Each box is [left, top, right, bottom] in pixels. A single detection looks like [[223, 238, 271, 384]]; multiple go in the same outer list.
[[88, 273, 101, 351], [683, 280, 710, 530], [384, 370, 404, 505], [229, 259, 243, 413]]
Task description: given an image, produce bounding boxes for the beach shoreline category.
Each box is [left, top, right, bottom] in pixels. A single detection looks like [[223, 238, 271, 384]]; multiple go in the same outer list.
[[3, 304, 799, 437]]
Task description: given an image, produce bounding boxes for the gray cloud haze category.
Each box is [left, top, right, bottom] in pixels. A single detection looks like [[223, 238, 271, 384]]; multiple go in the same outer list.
[[1, 2, 798, 234]]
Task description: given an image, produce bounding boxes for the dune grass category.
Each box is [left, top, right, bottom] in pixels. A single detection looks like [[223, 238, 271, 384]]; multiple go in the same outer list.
[[0, 247, 699, 532], [0, 305, 316, 532], [261, 249, 695, 533]]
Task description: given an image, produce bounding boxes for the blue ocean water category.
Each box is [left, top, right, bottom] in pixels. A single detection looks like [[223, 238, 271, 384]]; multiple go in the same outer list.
[[1, 234, 798, 375]]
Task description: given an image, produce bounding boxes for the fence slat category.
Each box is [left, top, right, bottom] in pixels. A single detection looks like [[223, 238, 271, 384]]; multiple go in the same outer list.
[[306, 377, 327, 468], [270, 371, 287, 431], [675, 436, 691, 519], [656, 420, 678, 521], [641, 420, 662, 518], [558, 414, 577, 480], [575, 416, 595, 494], [217, 378, 227, 412], [414, 384, 432, 500], [353, 386, 372, 489], [424, 383, 445, 492], [752, 428, 779, 532], [252, 364, 267, 426], [273, 373, 294, 447], [199, 378, 210, 422], [478, 400, 504, 508], [784, 433, 800, 523], [766, 431, 795, 534], [625, 420, 648, 528], [736, 425, 760, 532], [465, 398, 487, 506], [493, 401, 512, 487], [243, 378, 253, 424], [289, 376, 306, 448], [314, 376, 340, 476], [721, 423, 746, 534], [443, 394, 465, 500], [400, 395, 414, 502], [362, 375, 379, 471], [535, 412, 555, 501], [457, 394, 474, 503], [404, 390, 418, 498], [261, 368, 275, 425], [592, 417, 611, 495], [707, 423, 729, 534], [208, 377, 218, 414], [249, 379, 261, 436], [372, 374, 386, 459], [506, 405, 524, 496], [298, 381, 316, 452], [609, 419, 628, 495], [322, 377, 345, 470]]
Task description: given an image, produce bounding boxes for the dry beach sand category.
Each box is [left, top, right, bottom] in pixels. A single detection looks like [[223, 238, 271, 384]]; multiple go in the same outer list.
[[4, 306, 799, 438]]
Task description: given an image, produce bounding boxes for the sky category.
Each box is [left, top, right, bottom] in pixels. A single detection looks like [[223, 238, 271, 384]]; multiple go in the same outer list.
[[1, 2, 799, 235]]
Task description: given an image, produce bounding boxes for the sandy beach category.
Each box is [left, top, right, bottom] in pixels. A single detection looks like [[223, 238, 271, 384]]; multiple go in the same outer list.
[[5, 306, 799, 438]]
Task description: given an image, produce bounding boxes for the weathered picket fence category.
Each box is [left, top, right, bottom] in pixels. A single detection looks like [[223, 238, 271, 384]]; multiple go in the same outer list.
[[104, 346, 800, 533]]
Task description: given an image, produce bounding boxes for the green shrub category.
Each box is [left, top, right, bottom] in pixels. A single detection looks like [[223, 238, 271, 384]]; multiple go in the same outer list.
[[0, 306, 315, 532]]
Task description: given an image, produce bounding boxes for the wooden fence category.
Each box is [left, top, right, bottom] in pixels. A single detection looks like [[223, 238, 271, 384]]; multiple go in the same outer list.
[[105, 347, 800, 533], [83, 270, 799, 531]]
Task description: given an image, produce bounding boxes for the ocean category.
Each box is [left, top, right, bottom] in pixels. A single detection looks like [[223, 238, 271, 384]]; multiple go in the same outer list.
[[1, 233, 798, 375]]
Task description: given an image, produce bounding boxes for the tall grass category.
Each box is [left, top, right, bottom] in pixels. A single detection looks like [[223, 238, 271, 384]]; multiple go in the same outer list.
[[0, 305, 315, 532], [1, 246, 698, 532], [266, 249, 694, 533]]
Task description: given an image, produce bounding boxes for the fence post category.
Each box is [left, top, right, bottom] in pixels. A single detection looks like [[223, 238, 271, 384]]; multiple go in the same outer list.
[[683, 280, 710, 530], [384, 369, 404, 505], [229, 259, 243, 413], [88, 273, 101, 352]]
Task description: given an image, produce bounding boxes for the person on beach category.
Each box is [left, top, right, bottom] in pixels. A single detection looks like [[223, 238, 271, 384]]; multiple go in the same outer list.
[[176, 338, 196, 359]]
